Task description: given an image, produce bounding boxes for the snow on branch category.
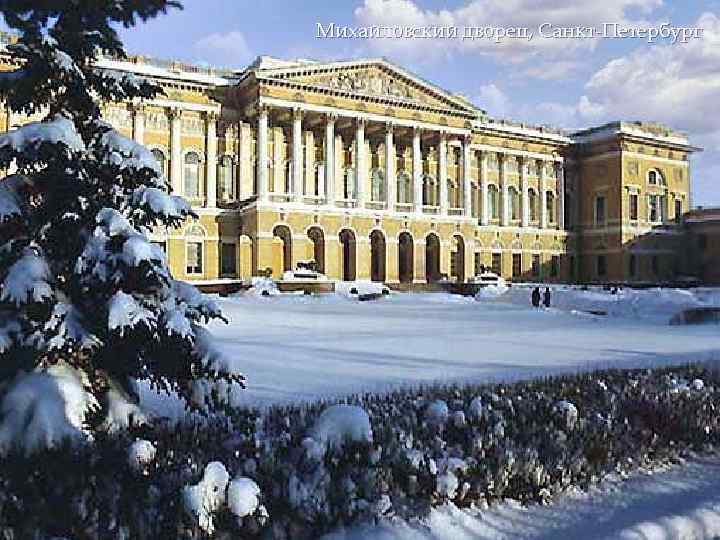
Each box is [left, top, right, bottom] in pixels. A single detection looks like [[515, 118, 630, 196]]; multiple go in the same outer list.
[[1, 248, 53, 306], [0, 114, 85, 154]]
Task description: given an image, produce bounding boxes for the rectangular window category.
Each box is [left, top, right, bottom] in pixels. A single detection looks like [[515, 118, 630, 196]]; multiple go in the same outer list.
[[699, 234, 708, 252], [675, 199, 682, 223], [186, 242, 203, 274], [648, 195, 664, 223], [474, 252, 482, 275], [532, 254, 540, 277], [597, 255, 607, 278], [512, 253, 522, 278], [221, 243, 237, 277], [595, 196, 606, 225], [491, 252, 502, 275], [151, 241, 166, 253], [629, 194, 638, 221], [551, 255, 559, 278]]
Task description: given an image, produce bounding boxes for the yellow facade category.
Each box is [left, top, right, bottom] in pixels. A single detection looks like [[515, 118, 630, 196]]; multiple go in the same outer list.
[[0, 39, 700, 285]]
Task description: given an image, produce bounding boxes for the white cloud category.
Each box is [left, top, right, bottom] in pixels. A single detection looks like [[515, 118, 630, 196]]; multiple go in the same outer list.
[[194, 31, 254, 68], [354, 0, 664, 70], [476, 83, 511, 117]]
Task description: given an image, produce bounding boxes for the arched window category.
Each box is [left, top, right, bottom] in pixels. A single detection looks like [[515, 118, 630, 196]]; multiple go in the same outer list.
[[217, 155, 234, 201], [284, 160, 292, 194], [546, 191, 556, 223], [397, 172, 412, 204], [529, 189, 538, 222], [448, 178, 459, 208], [344, 167, 356, 200], [371, 169, 384, 202], [509, 187, 520, 221], [422, 174, 436, 206], [184, 152, 201, 198], [648, 169, 666, 186], [489, 185, 500, 220], [151, 148, 167, 178]]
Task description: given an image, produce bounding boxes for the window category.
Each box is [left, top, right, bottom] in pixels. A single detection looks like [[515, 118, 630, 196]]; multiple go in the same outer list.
[[532, 254, 540, 277], [629, 254, 637, 277], [344, 168, 356, 200], [422, 175, 435, 206], [512, 253, 522, 278], [675, 199, 682, 223], [371, 169, 384, 202], [397, 172, 411, 204], [221, 243, 237, 276], [489, 185, 500, 220], [597, 255, 607, 278], [151, 241, 166, 254], [184, 152, 200, 198], [510, 187, 520, 221], [474, 252, 482, 275], [546, 191, 555, 223], [218, 155, 234, 201], [595, 196, 606, 225], [448, 179, 460, 208], [151, 148, 167, 178], [551, 255, 559, 278], [186, 242, 203, 274], [529, 190, 538, 222], [648, 169, 665, 186], [649, 194, 665, 223], [492, 252, 502, 275], [629, 193, 638, 221], [699, 234, 708, 252]]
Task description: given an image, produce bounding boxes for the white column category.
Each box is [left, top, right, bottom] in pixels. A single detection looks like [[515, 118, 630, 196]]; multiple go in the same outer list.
[[169, 108, 182, 195], [205, 111, 217, 208], [256, 105, 269, 202], [385, 122, 395, 209], [540, 162, 547, 229], [132, 104, 145, 145], [292, 108, 304, 201], [355, 118, 366, 206], [413, 127, 423, 213], [462, 136, 472, 217], [480, 152, 489, 225], [500, 155, 509, 226], [520, 157, 529, 227], [439, 132, 448, 215], [557, 163, 565, 230], [324, 113, 335, 205]]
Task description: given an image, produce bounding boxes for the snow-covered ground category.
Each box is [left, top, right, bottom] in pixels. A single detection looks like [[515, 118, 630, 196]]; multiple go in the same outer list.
[[322, 456, 720, 540], [140, 284, 720, 412]]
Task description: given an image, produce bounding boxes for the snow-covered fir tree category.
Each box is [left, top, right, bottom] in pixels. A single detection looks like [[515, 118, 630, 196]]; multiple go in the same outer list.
[[0, 0, 244, 453]]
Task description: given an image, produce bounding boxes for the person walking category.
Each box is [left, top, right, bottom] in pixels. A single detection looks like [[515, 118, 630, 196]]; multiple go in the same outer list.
[[531, 287, 541, 308], [543, 287, 551, 308]]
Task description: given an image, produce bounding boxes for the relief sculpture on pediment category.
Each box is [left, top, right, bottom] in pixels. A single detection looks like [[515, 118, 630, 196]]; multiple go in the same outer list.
[[323, 71, 414, 101]]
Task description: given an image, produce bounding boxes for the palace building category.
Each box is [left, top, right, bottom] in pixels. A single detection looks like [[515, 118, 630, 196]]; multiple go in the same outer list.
[[0, 34, 702, 286]]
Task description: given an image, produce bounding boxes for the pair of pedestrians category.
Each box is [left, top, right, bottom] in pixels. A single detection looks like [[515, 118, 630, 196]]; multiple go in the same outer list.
[[531, 287, 551, 308]]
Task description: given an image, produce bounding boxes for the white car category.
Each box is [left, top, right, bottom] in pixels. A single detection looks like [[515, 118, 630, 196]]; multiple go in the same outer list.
[[467, 271, 507, 287]]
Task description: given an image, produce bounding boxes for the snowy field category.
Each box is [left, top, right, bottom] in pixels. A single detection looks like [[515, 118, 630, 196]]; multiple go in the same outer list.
[[142, 283, 720, 412]]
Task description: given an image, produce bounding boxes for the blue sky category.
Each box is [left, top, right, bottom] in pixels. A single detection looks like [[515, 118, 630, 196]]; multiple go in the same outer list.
[[30, 1, 720, 204]]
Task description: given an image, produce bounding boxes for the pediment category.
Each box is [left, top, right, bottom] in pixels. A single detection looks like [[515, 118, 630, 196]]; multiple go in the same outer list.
[[255, 60, 479, 117]]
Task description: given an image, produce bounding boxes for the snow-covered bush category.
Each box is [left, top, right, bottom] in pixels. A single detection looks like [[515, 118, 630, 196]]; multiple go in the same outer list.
[[0, 0, 243, 454], [1, 363, 719, 538], [127, 439, 156, 474]]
